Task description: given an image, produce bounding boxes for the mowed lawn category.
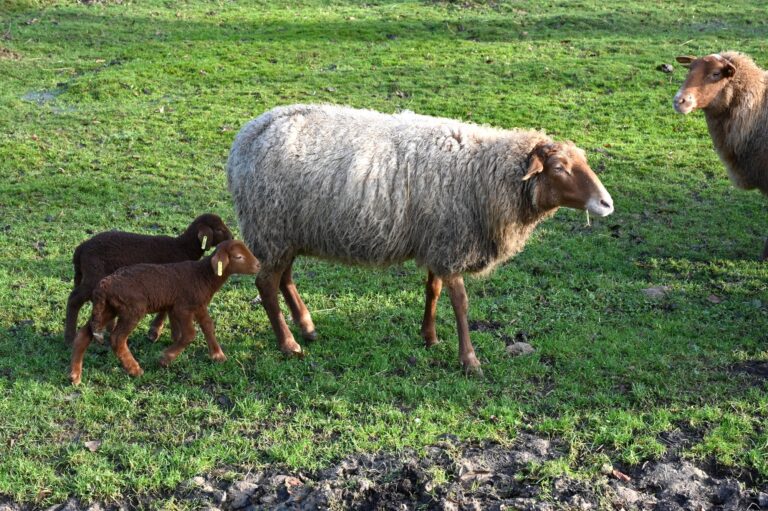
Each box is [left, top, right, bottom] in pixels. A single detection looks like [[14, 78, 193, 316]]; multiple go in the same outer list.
[[0, 0, 766, 505]]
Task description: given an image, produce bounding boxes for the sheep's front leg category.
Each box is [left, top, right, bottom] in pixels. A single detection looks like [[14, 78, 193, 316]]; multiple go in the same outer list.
[[160, 312, 196, 367], [421, 270, 443, 348], [109, 316, 143, 378], [196, 308, 227, 362], [762, 237, 768, 262], [147, 311, 167, 342], [257, 270, 303, 357], [443, 274, 482, 376]]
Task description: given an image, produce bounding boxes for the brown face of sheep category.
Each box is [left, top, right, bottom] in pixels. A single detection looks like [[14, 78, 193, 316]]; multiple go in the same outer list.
[[210, 240, 261, 277], [523, 142, 614, 217], [673, 54, 736, 114], [193, 214, 234, 250]]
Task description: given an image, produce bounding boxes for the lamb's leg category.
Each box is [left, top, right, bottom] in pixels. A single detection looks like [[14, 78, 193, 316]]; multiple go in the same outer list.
[[69, 325, 94, 385], [443, 274, 482, 376], [160, 312, 197, 366], [196, 308, 226, 362], [257, 270, 303, 357], [109, 316, 143, 378], [421, 270, 443, 348], [64, 286, 91, 344], [279, 262, 316, 341], [147, 311, 167, 342], [762, 237, 768, 262]]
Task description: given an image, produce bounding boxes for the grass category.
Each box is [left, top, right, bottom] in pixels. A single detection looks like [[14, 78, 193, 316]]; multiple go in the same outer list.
[[1, 0, 767, 506]]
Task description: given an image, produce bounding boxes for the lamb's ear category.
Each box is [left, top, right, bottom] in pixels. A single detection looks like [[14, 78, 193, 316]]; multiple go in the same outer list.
[[676, 55, 696, 67], [211, 249, 229, 276], [198, 226, 214, 250], [522, 143, 551, 181], [723, 61, 736, 78]]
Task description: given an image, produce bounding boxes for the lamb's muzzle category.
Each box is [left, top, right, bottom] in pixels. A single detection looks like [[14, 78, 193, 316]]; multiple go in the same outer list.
[[586, 184, 614, 217]]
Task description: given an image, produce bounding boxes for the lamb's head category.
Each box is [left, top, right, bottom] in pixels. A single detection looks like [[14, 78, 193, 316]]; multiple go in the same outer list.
[[523, 141, 614, 217], [189, 213, 234, 251], [673, 54, 736, 114], [211, 240, 261, 277]]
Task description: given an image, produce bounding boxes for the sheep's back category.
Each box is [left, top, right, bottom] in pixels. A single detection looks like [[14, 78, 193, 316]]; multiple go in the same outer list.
[[227, 104, 539, 273]]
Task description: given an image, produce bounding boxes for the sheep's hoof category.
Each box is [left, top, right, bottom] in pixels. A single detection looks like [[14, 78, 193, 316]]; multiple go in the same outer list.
[[461, 354, 483, 378], [211, 351, 227, 363], [127, 366, 144, 378], [280, 341, 304, 358], [302, 330, 318, 342], [147, 328, 162, 343], [93, 332, 105, 344], [70, 372, 81, 386], [423, 336, 440, 348]]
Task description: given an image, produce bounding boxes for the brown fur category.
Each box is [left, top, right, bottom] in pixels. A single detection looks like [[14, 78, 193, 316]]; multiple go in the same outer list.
[[674, 52, 768, 259], [69, 240, 260, 385], [65, 214, 233, 344]]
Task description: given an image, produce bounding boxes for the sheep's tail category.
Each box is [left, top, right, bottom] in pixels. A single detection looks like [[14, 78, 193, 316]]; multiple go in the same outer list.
[[72, 244, 83, 287]]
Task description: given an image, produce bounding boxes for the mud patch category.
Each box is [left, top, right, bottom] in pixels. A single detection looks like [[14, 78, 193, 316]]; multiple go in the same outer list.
[[7, 432, 765, 510], [728, 360, 768, 386], [0, 47, 21, 60]]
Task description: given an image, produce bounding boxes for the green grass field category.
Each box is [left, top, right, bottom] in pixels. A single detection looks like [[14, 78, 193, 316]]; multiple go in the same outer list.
[[1, 0, 766, 506]]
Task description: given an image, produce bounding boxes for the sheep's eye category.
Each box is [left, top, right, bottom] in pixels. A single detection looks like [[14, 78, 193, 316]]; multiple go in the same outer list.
[[711, 71, 721, 78], [234, 254, 244, 260], [554, 165, 565, 173]]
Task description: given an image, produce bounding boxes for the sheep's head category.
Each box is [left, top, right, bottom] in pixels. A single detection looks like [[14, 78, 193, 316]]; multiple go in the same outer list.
[[523, 141, 613, 217], [191, 213, 234, 250], [211, 240, 261, 277], [673, 54, 736, 114]]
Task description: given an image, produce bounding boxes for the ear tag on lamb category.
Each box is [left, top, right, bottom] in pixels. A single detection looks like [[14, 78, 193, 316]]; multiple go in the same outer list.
[[217, 260, 223, 276], [201, 235, 208, 250]]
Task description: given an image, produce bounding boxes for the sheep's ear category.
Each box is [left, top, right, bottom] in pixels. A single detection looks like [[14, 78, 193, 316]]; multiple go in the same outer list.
[[198, 226, 214, 250], [523, 143, 552, 181], [676, 55, 696, 67], [723, 61, 736, 78], [211, 250, 229, 276]]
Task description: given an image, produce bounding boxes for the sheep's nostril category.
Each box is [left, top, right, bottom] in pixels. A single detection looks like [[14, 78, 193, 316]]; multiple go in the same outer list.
[[600, 199, 611, 208]]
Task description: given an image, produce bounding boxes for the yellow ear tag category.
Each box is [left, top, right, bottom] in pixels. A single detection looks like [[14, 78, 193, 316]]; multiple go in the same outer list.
[[201, 235, 208, 250], [217, 260, 223, 276]]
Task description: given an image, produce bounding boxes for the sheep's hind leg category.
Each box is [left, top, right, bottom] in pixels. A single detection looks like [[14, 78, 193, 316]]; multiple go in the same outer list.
[[109, 316, 143, 378], [147, 311, 167, 342], [258, 268, 304, 357], [64, 285, 90, 344], [762, 237, 768, 262], [69, 325, 94, 385], [421, 270, 443, 348], [279, 261, 316, 341], [443, 274, 482, 377]]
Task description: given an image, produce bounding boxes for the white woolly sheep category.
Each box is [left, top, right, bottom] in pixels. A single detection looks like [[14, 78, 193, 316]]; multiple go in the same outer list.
[[226, 104, 614, 374]]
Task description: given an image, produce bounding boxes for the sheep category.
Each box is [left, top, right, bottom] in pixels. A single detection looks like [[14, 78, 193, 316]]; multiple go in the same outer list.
[[65, 213, 233, 345], [226, 104, 614, 374], [69, 239, 261, 385], [674, 51, 768, 260]]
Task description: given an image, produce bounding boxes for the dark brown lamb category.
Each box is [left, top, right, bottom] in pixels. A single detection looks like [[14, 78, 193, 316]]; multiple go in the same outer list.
[[65, 213, 233, 344], [674, 51, 768, 260], [69, 240, 261, 385]]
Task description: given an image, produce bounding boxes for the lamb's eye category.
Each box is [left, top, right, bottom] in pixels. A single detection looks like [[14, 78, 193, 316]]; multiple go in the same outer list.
[[711, 71, 721, 78], [234, 255, 244, 260]]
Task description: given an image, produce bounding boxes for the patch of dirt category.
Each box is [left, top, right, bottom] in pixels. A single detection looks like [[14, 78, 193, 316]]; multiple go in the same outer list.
[[728, 360, 768, 385], [0, 47, 21, 60], [6, 432, 766, 511]]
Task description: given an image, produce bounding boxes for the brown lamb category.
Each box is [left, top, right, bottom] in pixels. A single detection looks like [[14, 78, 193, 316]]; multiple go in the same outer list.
[[69, 239, 261, 385], [674, 51, 768, 260], [65, 213, 233, 344]]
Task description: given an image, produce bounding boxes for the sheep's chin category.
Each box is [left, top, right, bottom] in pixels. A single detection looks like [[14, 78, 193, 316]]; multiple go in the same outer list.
[[585, 199, 614, 217]]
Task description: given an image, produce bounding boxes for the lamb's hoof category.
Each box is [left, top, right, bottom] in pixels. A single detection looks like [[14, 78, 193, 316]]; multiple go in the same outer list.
[[147, 328, 161, 343], [70, 372, 81, 386], [424, 337, 440, 348], [461, 354, 483, 378], [127, 365, 144, 378], [302, 330, 318, 342], [280, 341, 304, 359], [159, 355, 173, 368], [93, 332, 105, 344], [210, 351, 227, 363]]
